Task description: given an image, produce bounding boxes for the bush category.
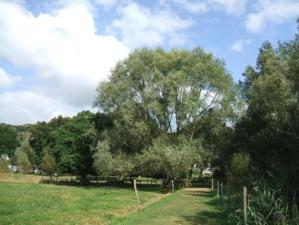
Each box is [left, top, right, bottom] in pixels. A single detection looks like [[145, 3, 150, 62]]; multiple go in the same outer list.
[[227, 152, 250, 187], [228, 184, 299, 225], [230, 152, 250, 177]]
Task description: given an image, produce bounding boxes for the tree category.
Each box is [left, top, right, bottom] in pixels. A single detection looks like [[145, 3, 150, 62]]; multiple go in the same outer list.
[[137, 137, 196, 188], [29, 116, 69, 170], [93, 140, 135, 182], [95, 48, 237, 148], [93, 140, 113, 178], [18, 132, 36, 169], [230, 24, 299, 204], [110, 153, 134, 181], [15, 148, 31, 173], [0, 124, 19, 158], [94, 48, 237, 188], [29, 122, 51, 170], [40, 147, 55, 181], [50, 111, 97, 183]]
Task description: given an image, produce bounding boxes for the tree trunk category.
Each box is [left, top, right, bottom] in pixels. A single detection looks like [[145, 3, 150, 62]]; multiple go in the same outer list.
[[162, 176, 172, 189], [80, 174, 88, 185]]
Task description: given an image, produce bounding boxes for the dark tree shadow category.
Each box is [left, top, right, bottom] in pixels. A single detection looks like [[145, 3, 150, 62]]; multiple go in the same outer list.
[[39, 178, 164, 193]]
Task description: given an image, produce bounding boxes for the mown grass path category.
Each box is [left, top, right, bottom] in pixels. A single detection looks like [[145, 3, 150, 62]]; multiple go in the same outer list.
[[112, 187, 224, 225]]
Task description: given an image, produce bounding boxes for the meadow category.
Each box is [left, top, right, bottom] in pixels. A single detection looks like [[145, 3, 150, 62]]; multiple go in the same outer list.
[[0, 174, 167, 225], [0, 174, 223, 225]]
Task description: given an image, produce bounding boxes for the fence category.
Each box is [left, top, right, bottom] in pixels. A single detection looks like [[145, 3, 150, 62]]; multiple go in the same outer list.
[[212, 179, 249, 225]]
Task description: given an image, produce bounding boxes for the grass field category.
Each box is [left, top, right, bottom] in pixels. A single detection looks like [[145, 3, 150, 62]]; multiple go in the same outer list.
[[0, 181, 166, 225], [0, 174, 224, 225]]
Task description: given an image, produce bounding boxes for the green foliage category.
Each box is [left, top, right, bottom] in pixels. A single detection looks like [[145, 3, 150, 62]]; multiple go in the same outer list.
[[18, 132, 36, 169], [229, 152, 250, 177], [228, 185, 298, 225], [93, 140, 113, 177], [95, 48, 237, 148], [15, 148, 32, 173], [110, 153, 134, 180], [137, 138, 196, 188], [226, 20, 299, 224], [93, 140, 135, 180], [29, 121, 53, 169], [50, 111, 97, 181], [41, 147, 55, 177], [94, 47, 237, 188], [0, 124, 19, 157]]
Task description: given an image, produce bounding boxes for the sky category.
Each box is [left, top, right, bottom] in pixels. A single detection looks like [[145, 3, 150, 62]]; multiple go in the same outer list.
[[0, 0, 298, 125]]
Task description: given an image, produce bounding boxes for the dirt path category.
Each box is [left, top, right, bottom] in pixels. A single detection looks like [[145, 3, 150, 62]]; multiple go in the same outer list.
[[112, 187, 224, 225]]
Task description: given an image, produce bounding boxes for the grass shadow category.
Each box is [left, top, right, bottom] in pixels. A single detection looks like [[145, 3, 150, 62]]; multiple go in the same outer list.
[[39, 179, 165, 193]]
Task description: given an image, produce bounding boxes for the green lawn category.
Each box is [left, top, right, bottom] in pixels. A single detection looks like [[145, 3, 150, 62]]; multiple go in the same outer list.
[[112, 188, 224, 225], [0, 173, 225, 225], [0, 182, 165, 225]]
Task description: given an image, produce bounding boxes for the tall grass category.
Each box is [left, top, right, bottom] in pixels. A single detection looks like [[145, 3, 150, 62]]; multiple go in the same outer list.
[[228, 184, 299, 225]]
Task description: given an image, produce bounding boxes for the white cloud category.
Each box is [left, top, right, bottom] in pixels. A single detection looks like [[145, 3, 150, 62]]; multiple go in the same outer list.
[[245, 0, 299, 33], [230, 39, 251, 52], [108, 2, 193, 48], [0, 91, 80, 125], [0, 68, 20, 88], [0, 1, 129, 124]]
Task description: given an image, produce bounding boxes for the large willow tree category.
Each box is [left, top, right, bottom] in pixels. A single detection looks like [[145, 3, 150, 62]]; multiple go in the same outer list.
[[95, 48, 237, 153]]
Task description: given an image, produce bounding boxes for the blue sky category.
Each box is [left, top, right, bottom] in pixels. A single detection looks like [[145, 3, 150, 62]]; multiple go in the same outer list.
[[0, 0, 298, 124]]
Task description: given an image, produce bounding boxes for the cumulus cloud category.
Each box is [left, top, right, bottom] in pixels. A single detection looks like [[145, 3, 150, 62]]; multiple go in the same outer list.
[[0, 0, 129, 124], [0, 91, 80, 125], [108, 2, 193, 48], [0, 68, 20, 88], [230, 39, 251, 52], [245, 0, 299, 33]]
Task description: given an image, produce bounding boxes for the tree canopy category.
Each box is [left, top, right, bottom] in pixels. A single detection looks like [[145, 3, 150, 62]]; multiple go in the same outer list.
[[93, 48, 237, 186], [0, 124, 19, 158]]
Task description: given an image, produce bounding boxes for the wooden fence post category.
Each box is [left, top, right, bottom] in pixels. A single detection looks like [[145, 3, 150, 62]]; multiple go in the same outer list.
[[133, 179, 141, 207], [228, 181, 231, 210], [243, 186, 248, 225], [217, 180, 220, 197], [211, 178, 214, 190], [171, 180, 174, 192], [220, 182, 223, 203]]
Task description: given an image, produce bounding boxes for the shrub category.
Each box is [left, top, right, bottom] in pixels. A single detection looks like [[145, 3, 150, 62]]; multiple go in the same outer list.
[[228, 184, 299, 225]]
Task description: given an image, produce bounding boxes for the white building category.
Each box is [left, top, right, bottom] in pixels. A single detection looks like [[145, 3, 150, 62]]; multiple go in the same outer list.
[[1, 154, 9, 161]]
